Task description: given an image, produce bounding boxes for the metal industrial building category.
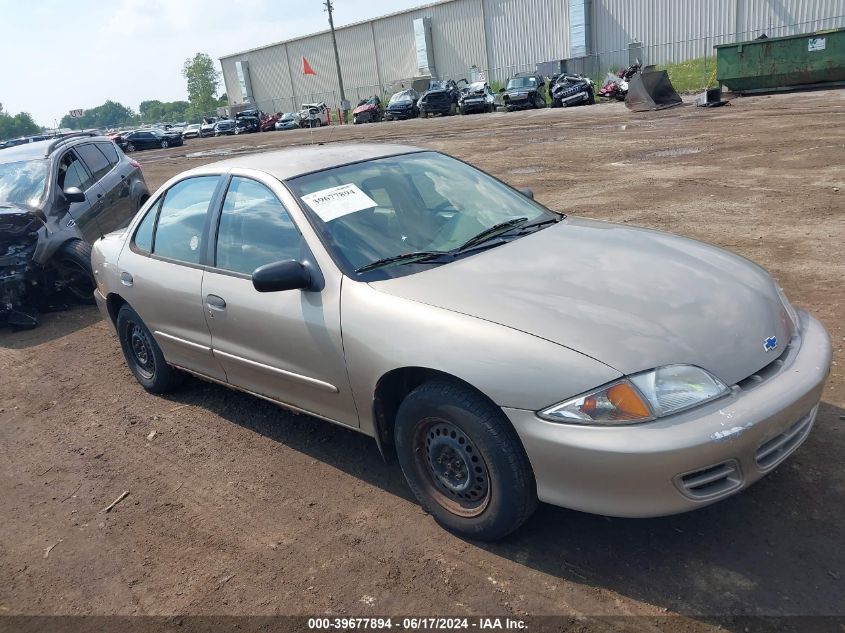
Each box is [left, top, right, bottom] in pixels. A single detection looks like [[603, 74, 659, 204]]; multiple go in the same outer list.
[[219, 0, 844, 114]]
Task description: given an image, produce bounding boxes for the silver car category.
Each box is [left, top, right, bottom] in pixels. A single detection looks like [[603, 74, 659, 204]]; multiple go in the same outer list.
[[92, 144, 832, 540]]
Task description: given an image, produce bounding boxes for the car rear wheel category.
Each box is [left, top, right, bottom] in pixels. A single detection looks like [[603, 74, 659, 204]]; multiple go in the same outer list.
[[51, 240, 95, 304], [395, 380, 538, 540], [116, 304, 183, 393]]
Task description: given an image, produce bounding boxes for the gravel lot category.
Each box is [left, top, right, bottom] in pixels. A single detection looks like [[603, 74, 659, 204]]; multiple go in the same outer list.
[[2, 91, 844, 629]]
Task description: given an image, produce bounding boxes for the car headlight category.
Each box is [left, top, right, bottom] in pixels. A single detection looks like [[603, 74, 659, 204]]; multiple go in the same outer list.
[[539, 365, 729, 425]]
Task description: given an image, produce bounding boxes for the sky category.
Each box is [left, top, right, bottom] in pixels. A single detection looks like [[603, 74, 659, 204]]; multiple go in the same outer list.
[[0, 0, 426, 127]]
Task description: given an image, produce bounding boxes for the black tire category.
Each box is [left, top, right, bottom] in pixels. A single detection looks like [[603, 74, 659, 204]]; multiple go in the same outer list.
[[448, 102, 457, 116], [395, 380, 537, 541], [137, 194, 149, 212], [587, 90, 596, 105], [51, 240, 95, 304], [116, 304, 183, 394], [126, 143, 136, 152]]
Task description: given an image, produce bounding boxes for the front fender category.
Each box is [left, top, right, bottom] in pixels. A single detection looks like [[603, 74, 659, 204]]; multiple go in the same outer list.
[[341, 280, 622, 438]]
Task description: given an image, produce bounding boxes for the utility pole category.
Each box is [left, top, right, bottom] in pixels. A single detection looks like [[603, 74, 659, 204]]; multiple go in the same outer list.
[[324, 0, 347, 121]]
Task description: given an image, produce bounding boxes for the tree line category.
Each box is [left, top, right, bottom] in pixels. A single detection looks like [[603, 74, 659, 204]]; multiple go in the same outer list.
[[2, 52, 225, 140], [0, 104, 40, 140]]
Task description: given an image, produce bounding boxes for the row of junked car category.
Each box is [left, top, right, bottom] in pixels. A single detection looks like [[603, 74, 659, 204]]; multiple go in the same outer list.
[[353, 72, 596, 123], [95, 73, 596, 156]]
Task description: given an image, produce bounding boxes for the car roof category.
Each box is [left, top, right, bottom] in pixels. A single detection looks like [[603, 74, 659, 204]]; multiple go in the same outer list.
[[0, 134, 112, 162], [190, 143, 424, 181]]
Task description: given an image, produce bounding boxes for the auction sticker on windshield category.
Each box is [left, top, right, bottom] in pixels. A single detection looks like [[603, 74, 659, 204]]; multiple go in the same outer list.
[[301, 184, 377, 223]]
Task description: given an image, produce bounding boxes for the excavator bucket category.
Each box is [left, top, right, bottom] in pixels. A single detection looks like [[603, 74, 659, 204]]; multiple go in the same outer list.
[[625, 70, 683, 112]]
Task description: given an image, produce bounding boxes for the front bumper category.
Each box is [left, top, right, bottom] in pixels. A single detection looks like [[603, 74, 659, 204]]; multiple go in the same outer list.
[[460, 99, 488, 112], [385, 108, 415, 120], [419, 102, 452, 115], [503, 310, 832, 517], [503, 93, 535, 109]]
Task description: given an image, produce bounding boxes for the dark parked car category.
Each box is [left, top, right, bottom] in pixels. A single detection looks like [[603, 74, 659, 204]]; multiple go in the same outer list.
[[418, 79, 465, 117], [549, 73, 595, 108], [352, 96, 383, 124], [234, 117, 260, 134], [501, 73, 546, 111], [214, 120, 236, 136], [116, 129, 183, 152], [384, 89, 420, 120], [0, 133, 149, 328], [459, 81, 497, 114]]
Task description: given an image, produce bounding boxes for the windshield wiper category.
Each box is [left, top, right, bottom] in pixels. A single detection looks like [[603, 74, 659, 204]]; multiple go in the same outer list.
[[512, 215, 563, 234], [355, 250, 452, 273], [455, 217, 529, 252]]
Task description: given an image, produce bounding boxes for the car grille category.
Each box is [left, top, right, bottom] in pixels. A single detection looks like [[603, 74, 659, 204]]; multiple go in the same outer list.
[[424, 93, 450, 105], [735, 333, 798, 392], [677, 459, 742, 499], [755, 406, 817, 470]]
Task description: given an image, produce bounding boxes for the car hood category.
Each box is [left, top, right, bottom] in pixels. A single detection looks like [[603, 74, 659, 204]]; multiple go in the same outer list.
[[370, 218, 793, 386], [354, 104, 379, 114], [420, 89, 450, 99]]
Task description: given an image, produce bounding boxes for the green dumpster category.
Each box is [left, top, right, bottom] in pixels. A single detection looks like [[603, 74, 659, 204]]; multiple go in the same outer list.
[[716, 27, 845, 94]]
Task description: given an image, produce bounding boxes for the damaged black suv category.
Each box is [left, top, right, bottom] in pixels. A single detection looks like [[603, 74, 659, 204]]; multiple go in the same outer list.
[[0, 133, 149, 328]]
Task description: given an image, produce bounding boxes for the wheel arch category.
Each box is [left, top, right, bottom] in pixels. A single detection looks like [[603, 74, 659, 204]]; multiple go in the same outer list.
[[105, 292, 128, 326], [371, 366, 506, 462]]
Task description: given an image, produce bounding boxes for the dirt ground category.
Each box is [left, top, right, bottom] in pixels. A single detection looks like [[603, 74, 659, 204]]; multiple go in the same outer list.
[[2, 91, 844, 630]]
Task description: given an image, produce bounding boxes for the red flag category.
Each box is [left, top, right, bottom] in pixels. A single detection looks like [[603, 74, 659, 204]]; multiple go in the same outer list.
[[302, 57, 316, 75]]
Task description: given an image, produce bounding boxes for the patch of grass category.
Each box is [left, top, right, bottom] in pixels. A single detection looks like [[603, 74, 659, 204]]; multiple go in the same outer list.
[[655, 56, 718, 93]]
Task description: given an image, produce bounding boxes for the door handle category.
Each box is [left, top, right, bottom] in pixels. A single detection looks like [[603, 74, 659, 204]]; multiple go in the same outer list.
[[206, 294, 226, 310]]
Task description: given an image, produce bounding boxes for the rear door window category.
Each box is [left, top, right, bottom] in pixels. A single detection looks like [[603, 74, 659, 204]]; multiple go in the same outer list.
[[96, 142, 120, 167], [152, 176, 219, 264], [76, 143, 112, 181]]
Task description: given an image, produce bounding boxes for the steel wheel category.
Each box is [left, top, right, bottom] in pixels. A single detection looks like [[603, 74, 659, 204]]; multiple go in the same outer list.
[[414, 418, 491, 518], [125, 319, 156, 381]]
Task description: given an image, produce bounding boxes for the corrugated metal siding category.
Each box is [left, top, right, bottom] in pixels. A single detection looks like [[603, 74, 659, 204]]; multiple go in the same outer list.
[[372, 13, 422, 82], [593, 0, 845, 70], [220, 0, 845, 106], [483, 0, 570, 82]]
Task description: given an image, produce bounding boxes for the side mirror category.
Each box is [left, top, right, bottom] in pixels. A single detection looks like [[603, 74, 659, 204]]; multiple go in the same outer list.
[[519, 188, 534, 200], [64, 187, 86, 203], [252, 260, 312, 293]]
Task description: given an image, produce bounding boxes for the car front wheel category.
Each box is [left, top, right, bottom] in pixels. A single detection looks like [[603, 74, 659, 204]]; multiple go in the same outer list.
[[126, 143, 136, 152], [395, 380, 538, 540], [160, 139, 169, 148], [116, 304, 183, 393]]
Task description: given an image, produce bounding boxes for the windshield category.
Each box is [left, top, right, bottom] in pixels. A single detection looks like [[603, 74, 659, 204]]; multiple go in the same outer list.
[[507, 76, 537, 90], [0, 159, 48, 207], [467, 82, 486, 92], [389, 91, 415, 105], [287, 152, 553, 278], [428, 81, 448, 91], [281, 113, 297, 120]]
